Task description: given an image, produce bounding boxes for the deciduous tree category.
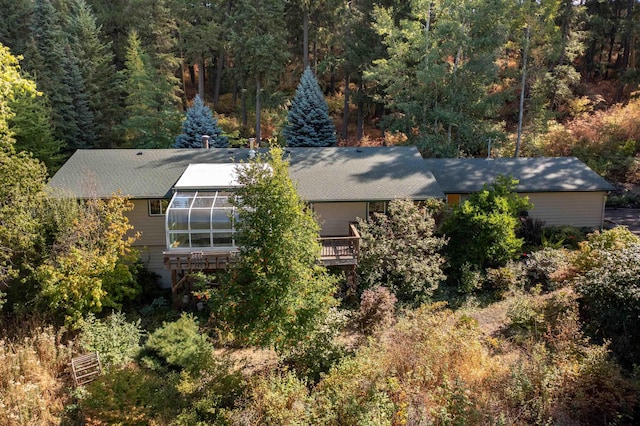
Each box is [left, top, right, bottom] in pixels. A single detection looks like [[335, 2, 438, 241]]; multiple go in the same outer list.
[[210, 146, 337, 350], [35, 195, 141, 325], [357, 199, 447, 305]]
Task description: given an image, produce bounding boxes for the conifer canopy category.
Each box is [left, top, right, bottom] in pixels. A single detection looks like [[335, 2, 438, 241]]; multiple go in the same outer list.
[[175, 95, 228, 148], [283, 67, 336, 147]]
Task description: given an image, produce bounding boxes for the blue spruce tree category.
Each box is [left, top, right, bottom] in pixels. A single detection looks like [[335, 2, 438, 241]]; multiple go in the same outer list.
[[175, 95, 228, 148], [283, 67, 337, 147]]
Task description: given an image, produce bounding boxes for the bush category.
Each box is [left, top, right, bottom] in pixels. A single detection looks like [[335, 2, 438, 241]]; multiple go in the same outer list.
[[280, 308, 350, 383], [442, 176, 531, 288], [356, 286, 397, 335], [0, 325, 75, 425], [223, 371, 309, 425], [574, 242, 640, 367], [80, 365, 180, 425], [524, 248, 575, 289], [142, 313, 213, 373], [486, 261, 527, 298], [78, 312, 143, 370], [357, 199, 447, 305]]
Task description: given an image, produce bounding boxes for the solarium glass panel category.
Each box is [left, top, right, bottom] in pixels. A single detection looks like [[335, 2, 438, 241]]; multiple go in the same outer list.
[[212, 232, 233, 247], [192, 194, 215, 208], [214, 195, 232, 208], [191, 233, 212, 247], [170, 192, 195, 209], [190, 209, 211, 230], [169, 232, 189, 248], [168, 209, 189, 230], [211, 209, 233, 230]]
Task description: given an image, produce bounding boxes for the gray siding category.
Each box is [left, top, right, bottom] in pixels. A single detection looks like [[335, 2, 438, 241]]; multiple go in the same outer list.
[[313, 202, 367, 236], [525, 192, 606, 228]]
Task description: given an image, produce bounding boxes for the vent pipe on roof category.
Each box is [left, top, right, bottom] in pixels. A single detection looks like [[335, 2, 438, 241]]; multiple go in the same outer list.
[[248, 137, 256, 159], [202, 135, 210, 149]]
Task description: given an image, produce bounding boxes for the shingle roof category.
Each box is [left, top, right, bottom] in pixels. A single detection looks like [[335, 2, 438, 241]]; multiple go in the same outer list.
[[422, 157, 615, 193], [48, 147, 445, 201], [285, 147, 443, 201]]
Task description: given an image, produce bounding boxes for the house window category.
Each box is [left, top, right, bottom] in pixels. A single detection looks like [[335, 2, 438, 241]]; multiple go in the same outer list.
[[368, 201, 388, 217], [149, 199, 169, 216], [165, 191, 238, 249]]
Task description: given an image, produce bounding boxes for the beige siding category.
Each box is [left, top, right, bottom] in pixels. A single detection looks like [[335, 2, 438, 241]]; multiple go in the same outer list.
[[313, 202, 367, 236], [137, 245, 173, 288], [524, 192, 606, 228], [127, 200, 172, 287], [128, 199, 167, 247]]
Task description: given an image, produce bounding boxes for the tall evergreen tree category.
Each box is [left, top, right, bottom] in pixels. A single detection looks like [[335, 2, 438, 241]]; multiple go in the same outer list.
[[211, 146, 337, 349], [67, 0, 119, 148], [175, 95, 228, 148], [283, 67, 336, 147], [25, 0, 96, 152], [9, 88, 64, 171], [118, 30, 181, 148], [367, 0, 508, 157]]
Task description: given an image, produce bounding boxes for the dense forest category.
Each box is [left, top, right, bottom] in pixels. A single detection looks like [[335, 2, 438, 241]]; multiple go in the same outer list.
[[3, 0, 640, 425], [0, 0, 640, 178]]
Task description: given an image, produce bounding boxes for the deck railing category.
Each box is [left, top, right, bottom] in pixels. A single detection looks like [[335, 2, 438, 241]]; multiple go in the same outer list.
[[164, 223, 361, 271], [318, 223, 360, 266]]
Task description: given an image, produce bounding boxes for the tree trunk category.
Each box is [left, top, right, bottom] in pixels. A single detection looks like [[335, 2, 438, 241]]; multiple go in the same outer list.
[[342, 74, 350, 141], [357, 78, 364, 141], [214, 50, 224, 107], [189, 65, 195, 86], [303, 7, 309, 69], [197, 55, 205, 99], [255, 77, 261, 142], [241, 86, 247, 130], [615, 0, 635, 101], [515, 25, 530, 158]]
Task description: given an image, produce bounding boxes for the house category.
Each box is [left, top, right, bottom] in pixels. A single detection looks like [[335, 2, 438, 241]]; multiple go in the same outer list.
[[423, 157, 615, 227], [48, 146, 613, 289]]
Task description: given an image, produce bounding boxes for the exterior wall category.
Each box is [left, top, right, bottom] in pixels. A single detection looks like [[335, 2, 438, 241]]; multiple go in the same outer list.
[[523, 192, 606, 228], [128, 199, 172, 287], [313, 202, 367, 236]]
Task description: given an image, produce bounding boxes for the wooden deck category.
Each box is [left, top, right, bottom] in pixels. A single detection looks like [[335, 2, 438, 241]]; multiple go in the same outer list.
[[164, 224, 360, 273]]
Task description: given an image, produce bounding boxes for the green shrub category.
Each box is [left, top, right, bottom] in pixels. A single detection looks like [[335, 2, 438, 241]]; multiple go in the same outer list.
[[541, 225, 589, 250], [442, 176, 531, 289], [80, 365, 180, 425], [575, 242, 640, 367], [357, 199, 447, 305], [486, 261, 527, 298], [78, 312, 142, 370], [280, 308, 350, 383], [142, 313, 213, 373]]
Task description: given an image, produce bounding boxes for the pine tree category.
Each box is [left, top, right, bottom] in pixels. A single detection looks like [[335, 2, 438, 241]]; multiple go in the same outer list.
[[283, 67, 336, 147], [174, 95, 228, 148], [25, 0, 97, 152], [118, 30, 181, 149], [67, 0, 119, 148]]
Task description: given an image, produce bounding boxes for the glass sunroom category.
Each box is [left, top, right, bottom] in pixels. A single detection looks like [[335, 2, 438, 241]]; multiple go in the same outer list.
[[164, 163, 246, 251], [165, 191, 239, 250]]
